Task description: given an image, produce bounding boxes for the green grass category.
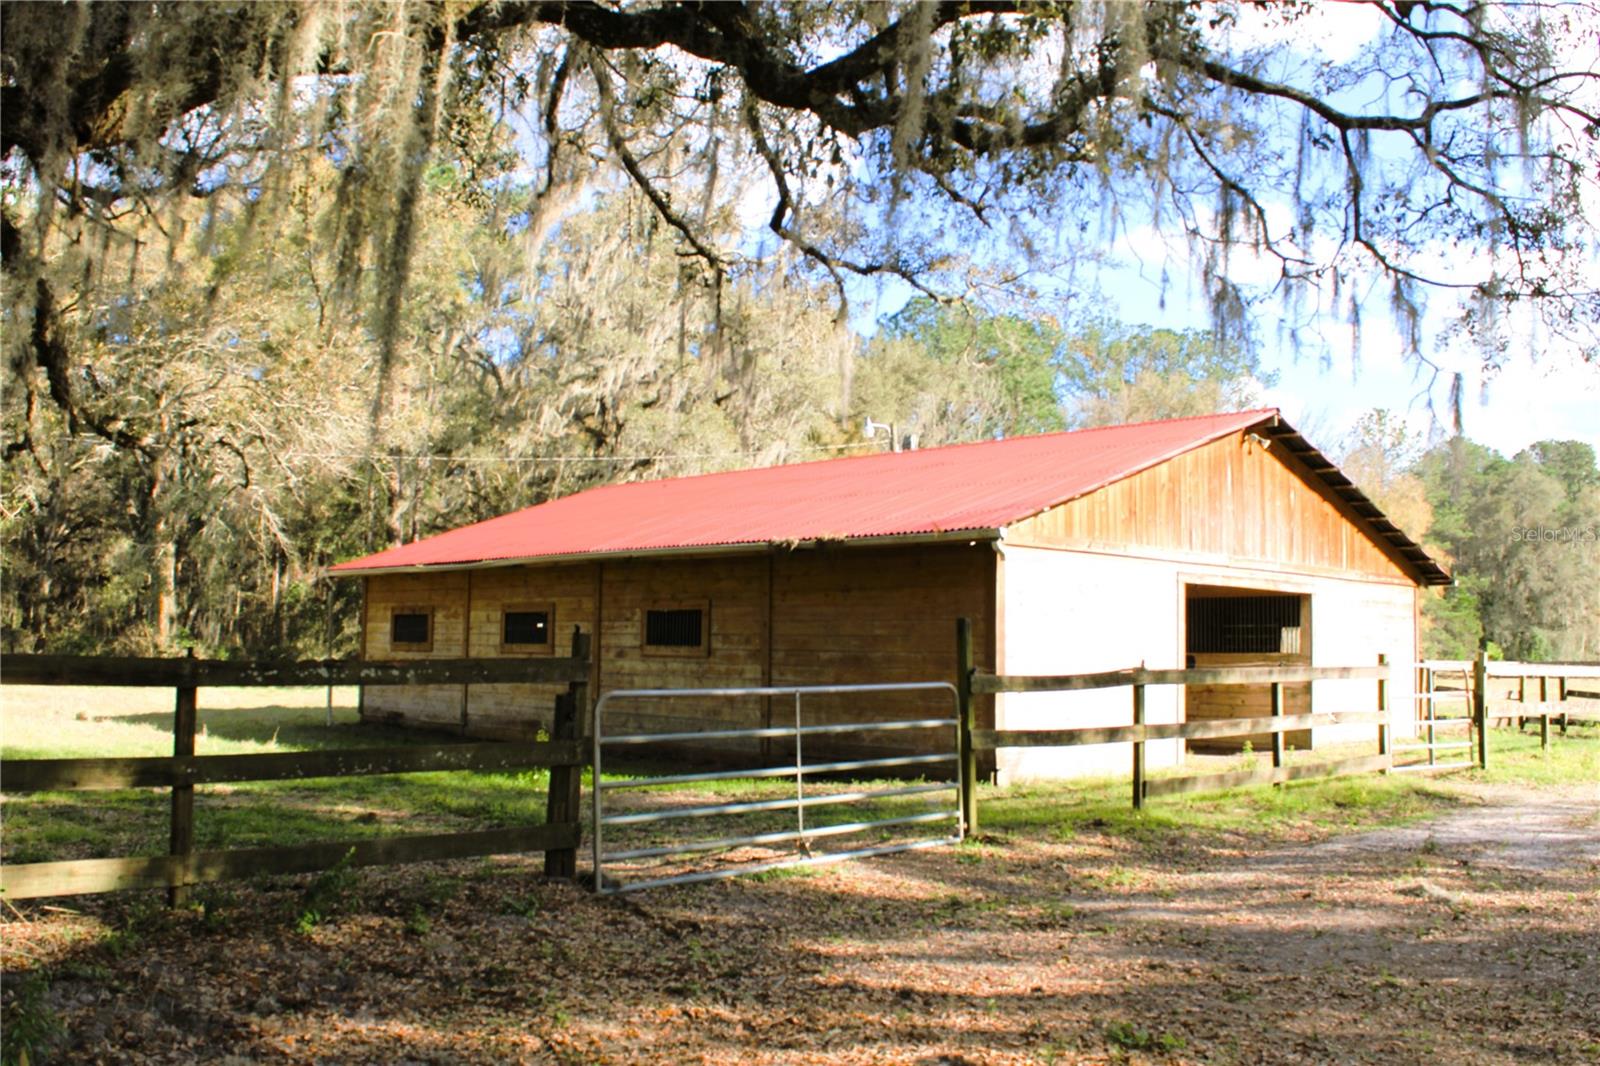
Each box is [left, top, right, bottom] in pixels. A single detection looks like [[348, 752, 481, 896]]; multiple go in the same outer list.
[[0, 685, 560, 863]]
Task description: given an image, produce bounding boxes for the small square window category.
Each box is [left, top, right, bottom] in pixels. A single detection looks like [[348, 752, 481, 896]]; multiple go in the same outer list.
[[390, 608, 433, 652], [500, 604, 554, 654], [642, 602, 709, 657]]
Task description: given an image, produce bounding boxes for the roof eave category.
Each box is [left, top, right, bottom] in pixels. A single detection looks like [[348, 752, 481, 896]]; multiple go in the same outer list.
[[325, 527, 1003, 578]]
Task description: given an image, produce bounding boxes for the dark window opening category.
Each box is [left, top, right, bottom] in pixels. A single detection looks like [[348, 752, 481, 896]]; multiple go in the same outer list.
[[503, 610, 550, 646], [1187, 595, 1302, 654], [646, 608, 704, 648], [391, 611, 431, 647]]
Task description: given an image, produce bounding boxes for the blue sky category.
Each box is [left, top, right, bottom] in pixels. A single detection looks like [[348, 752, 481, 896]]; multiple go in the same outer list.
[[838, 2, 1600, 462]]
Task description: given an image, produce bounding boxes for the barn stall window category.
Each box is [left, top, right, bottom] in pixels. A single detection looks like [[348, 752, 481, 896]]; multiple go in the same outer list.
[[390, 607, 434, 652], [501, 604, 554, 654], [642, 602, 709, 657], [1186, 594, 1302, 655]]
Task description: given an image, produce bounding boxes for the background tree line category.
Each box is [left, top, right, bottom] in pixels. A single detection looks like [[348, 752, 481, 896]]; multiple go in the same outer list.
[[1, 168, 1269, 659], [1340, 412, 1599, 662]]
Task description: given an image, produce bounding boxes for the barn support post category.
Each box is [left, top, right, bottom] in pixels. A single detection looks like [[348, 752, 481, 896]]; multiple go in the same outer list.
[[1131, 683, 1146, 810], [543, 628, 591, 880], [1269, 682, 1285, 770], [955, 617, 977, 836], [1473, 652, 1488, 769], [169, 650, 198, 907], [1376, 655, 1389, 771]]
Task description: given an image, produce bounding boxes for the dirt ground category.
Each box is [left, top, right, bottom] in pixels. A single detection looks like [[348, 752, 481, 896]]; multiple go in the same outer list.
[[3, 780, 1597, 1065]]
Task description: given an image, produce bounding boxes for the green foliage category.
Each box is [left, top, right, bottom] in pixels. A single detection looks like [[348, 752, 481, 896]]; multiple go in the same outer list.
[[0, 971, 63, 1066], [1060, 317, 1271, 428], [295, 848, 359, 931], [1104, 1019, 1185, 1053], [875, 298, 1068, 439], [1413, 435, 1599, 660]]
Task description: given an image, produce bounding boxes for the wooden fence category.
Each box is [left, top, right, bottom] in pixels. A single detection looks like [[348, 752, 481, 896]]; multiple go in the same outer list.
[[1419, 656, 1600, 749], [0, 637, 591, 903], [954, 619, 1446, 831]]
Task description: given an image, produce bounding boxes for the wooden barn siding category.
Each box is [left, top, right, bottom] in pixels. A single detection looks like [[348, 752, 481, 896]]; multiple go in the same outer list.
[[463, 563, 597, 739], [361, 542, 996, 763], [769, 543, 994, 764], [1005, 430, 1414, 584], [360, 571, 469, 730], [1186, 652, 1312, 752]]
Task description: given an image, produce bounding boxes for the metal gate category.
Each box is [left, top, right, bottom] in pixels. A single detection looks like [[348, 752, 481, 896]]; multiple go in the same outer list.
[[1393, 662, 1477, 772], [590, 682, 963, 894]]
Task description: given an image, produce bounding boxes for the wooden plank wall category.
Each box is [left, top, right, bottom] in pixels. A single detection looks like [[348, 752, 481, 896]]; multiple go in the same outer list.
[[465, 564, 596, 739], [360, 571, 469, 730], [770, 544, 993, 760], [1005, 430, 1415, 584], [361, 542, 995, 763], [1186, 652, 1312, 752]]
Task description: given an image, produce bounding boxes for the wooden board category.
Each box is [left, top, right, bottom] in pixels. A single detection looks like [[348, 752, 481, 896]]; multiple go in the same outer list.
[[973, 664, 1388, 694], [0, 824, 580, 900], [973, 711, 1383, 749], [1, 655, 588, 688], [1143, 754, 1394, 798], [1, 741, 586, 792], [1004, 429, 1416, 583]]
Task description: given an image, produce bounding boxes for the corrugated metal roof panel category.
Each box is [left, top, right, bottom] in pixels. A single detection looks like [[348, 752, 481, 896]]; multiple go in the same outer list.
[[331, 410, 1278, 573]]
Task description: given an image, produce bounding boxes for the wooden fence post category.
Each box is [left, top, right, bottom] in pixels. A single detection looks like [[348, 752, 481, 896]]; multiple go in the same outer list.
[[1423, 665, 1436, 768], [543, 628, 591, 880], [1539, 675, 1550, 751], [955, 618, 978, 837], [1558, 676, 1568, 736], [1269, 681, 1285, 770], [169, 650, 198, 907], [1131, 683, 1146, 810], [1473, 651, 1488, 769], [1376, 654, 1389, 770]]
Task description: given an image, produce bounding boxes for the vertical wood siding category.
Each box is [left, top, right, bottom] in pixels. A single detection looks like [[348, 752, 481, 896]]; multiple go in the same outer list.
[[1005, 430, 1415, 583]]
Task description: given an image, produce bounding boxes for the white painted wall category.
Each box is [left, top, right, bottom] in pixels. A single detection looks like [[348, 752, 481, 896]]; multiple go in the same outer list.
[[1306, 581, 1418, 748], [997, 545, 1417, 782]]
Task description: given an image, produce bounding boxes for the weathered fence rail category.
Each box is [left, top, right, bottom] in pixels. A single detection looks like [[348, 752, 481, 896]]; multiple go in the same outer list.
[[1416, 655, 1600, 758], [955, 619, 1422, 829], [1, 640, 591, 902]]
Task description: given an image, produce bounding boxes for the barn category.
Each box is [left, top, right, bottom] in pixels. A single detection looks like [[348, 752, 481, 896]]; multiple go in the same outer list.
[[329, 409, 1449, 781]]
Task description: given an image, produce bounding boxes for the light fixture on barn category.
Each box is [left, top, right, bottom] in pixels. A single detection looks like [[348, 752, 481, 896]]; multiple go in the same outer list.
[[864, 417, 900, 452], [865, 417, 919, 453]]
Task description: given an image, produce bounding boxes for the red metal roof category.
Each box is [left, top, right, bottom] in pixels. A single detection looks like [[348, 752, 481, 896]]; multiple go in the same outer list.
[[331, 410, 1280, 574]]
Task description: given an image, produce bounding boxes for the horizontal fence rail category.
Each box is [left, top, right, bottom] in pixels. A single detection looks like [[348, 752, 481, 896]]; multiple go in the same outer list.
[[955, 617, 1402, 820], [592, 682, 962, 894], [973, 711, 1384, 750], [0, 825, 581, 901], [1, 653, 589, 688], [1, 741, 586, 793], [973, 663, 1391, 695], [0, 643, 593, 902]]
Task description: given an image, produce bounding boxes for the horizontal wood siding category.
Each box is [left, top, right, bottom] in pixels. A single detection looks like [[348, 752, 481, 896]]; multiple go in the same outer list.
[[466, 564, 596, 739], [361, 572, 468, 729], [1185, 652, 1312, 752], [595, 555, 768, 753], [770, 543, 992, 760], [361, 544, 994, 764], [1005, 430, 1413, 583]]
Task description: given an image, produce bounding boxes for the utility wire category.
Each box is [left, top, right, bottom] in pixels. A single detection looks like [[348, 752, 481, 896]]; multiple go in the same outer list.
[[281, 442, 878, 464]]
